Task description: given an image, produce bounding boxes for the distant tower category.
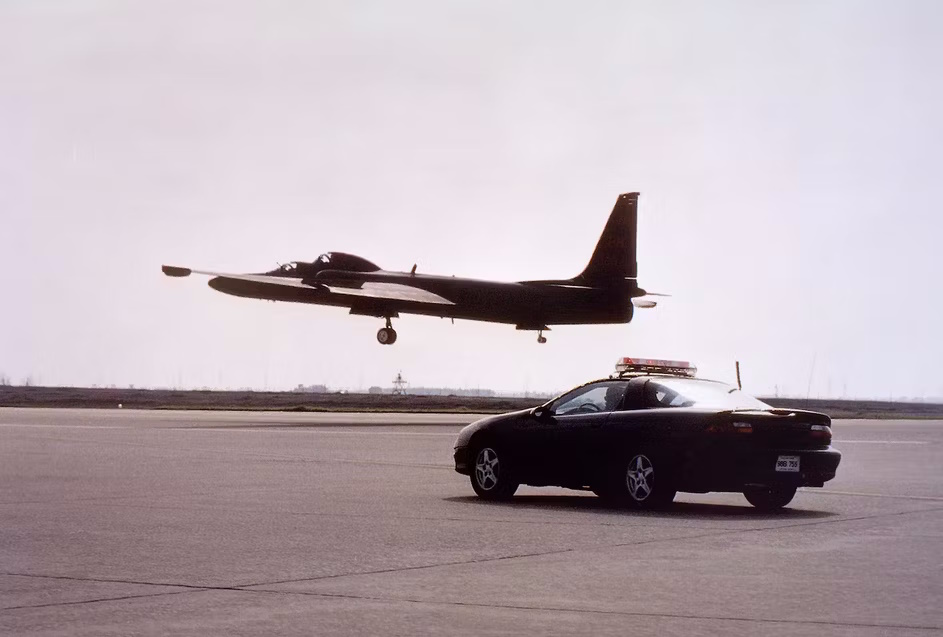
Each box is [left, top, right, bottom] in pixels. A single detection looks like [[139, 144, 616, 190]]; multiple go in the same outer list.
[[392, 371, 408, 395]]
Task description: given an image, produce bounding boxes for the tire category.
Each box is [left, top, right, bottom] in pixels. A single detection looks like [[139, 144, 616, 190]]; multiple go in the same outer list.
[[591, 486, 613, 500], [591, 483, 620, 501], [743, 485, 797, 511], [469, 444, 519, 501], [607, 451, 676, 510]]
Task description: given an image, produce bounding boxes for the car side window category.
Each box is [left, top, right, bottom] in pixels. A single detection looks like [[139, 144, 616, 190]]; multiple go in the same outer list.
[[550, 381, 629, 416], [644, 380, 693, 408]]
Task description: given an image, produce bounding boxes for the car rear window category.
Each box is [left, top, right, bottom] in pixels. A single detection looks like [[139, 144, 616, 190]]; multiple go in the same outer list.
[[646, 378, 770, 410]]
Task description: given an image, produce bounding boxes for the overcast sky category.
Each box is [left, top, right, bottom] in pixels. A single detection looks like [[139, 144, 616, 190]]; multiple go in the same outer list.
[[1, 1, 941, 398]]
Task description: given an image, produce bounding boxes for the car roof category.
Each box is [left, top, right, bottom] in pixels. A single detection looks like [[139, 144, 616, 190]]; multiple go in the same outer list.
[[541, 375, 739, 409], [608, 374, 727, 384], [550, 375, 724, 398]]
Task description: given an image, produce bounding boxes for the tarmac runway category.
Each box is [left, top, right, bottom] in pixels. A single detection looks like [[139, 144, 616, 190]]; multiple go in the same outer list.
[[1, 408, 941, 636]]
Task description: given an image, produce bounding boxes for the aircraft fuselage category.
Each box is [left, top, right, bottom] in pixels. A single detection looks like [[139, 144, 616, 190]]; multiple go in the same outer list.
[[208, 272, 635, 327]]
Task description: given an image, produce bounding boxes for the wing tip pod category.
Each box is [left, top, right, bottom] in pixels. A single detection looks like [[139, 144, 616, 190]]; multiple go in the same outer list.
[[162, 265, 192, 277]]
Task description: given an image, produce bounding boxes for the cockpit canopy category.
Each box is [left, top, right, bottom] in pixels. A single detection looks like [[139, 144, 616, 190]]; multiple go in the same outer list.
[[314, 252, 380, 272], [270, 252, 380, 276]]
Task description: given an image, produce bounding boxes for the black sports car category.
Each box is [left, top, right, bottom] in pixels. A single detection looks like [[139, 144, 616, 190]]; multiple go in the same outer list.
[[453, 359, 841, 510]]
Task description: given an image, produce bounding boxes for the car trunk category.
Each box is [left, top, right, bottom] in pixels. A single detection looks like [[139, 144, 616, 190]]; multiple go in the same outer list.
[[718, 408, 832, 449]]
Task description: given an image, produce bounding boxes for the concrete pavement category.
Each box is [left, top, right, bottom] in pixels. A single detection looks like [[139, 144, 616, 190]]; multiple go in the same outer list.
[[1, 409, 940, 635]]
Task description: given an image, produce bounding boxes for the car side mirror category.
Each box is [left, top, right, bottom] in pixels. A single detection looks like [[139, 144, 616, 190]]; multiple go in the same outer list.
[[533, 406, 553, 421]]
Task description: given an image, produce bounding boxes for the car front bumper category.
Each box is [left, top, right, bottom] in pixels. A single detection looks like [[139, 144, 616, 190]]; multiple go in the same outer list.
[[454, 446, 470, 475]]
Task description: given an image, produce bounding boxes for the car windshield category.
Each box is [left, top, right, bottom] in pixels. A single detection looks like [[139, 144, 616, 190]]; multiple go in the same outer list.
[[550, 381, 629, 415], [646, 378, 770, 410]]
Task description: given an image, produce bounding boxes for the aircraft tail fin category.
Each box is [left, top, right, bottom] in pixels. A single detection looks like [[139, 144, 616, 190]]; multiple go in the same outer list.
[[576, 192, 638, 285]]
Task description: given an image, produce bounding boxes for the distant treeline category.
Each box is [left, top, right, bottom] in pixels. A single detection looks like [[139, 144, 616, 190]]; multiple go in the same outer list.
[[292, 384, 555, 399], [0, 385, 541, 413], [1, 386, 942, 419]]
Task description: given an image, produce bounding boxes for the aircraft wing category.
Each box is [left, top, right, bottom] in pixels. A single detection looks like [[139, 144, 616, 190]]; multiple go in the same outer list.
[[340, 282, 455, 305], [164, 266, 312, 288], [161, 266, 455, 306]]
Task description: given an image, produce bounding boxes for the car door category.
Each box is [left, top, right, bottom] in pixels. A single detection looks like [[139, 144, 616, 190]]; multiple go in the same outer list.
[[530, 381, 630, 486], [574, 378, 668, 484], [598, 379, 700, 487]]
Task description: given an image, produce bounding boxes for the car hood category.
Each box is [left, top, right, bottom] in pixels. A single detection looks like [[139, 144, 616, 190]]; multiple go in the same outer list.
[[454, 408, 533, 448]]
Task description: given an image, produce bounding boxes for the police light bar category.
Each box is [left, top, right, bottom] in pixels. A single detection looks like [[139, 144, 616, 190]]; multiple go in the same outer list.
[[614, 357, 697, 377]]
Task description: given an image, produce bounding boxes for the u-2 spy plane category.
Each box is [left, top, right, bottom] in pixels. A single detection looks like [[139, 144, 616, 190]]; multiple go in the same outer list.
[[162, 192, 663, 345]]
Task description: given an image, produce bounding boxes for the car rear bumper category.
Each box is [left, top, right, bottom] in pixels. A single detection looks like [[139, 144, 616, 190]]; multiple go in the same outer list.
[[742, 446, 842, 488], [681, 445, 842, 492]]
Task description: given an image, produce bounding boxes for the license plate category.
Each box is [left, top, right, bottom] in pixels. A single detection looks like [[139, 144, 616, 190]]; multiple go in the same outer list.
[[776, 455, 800, 472]]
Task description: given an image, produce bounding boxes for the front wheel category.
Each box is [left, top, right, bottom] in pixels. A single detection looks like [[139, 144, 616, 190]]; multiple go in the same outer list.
[[470, 445, 519, 501], [743, 485, 797, 511]]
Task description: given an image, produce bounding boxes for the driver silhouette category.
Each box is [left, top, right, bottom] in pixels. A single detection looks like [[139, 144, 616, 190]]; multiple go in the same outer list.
[[604, 383, 625, 411]]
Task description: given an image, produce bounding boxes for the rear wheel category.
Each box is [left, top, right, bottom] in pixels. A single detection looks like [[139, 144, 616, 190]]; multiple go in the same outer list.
[[470, 445, 519, 501], [599, 451, 676, 509], [624, 452, 676, 509], [743, 485, 797, 511], [376, 327, 397, 345]]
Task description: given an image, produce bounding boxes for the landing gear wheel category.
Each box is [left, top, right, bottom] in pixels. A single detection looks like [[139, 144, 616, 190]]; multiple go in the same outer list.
[[470, 444, 519, 501], [537, 329, 547, 344], [376, 327, 398, 345], [606, 451, 676, 509], [743, 485, 797, 511]]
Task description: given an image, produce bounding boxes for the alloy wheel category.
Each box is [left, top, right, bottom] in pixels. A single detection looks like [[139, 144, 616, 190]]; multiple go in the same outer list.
[[475, 447, 500, 491], [626, 453, 654, 502]]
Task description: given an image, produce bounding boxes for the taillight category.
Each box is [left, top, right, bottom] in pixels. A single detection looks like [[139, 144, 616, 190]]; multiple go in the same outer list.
[[706, 422, 753, 434], [810, 424, 832, 443]]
